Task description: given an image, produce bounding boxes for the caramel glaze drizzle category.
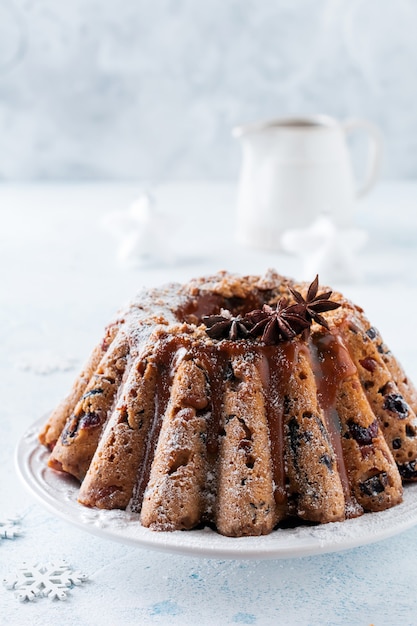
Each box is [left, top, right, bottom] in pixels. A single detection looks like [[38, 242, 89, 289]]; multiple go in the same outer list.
[[175, 292, 266, 325], [130, 334, 294, 522], [129, 335, 228, 516], [256, 343, 295, 513], [308, 330, 362, 518], [130, 342, 178, 512], [130, 327, 363, 524]]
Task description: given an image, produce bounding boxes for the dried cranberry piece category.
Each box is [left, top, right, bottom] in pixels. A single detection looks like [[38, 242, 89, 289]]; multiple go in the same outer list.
[[61, 415, 79, 443], [360, 445, 374, 459], [360, 472, 388, 496], [383, 393, 409, 418], [359, 357, 378, 373], [348, 419, 378, 445], [238, 439, 252, 452], [79, 411, 101, 429]]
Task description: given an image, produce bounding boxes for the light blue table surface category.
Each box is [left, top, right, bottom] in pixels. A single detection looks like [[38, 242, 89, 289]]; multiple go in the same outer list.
[[2, 182, 417, 625]]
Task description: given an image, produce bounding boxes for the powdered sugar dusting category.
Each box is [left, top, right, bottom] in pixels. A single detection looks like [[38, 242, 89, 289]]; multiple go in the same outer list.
[[17, 418, 417, 560]]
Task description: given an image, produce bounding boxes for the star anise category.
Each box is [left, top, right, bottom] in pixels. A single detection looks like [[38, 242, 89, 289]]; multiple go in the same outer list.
[[202, 275, 340, 345], [202, 309, 252, 340], [246, 298, 310, 345], [290, 275, 341, 331]]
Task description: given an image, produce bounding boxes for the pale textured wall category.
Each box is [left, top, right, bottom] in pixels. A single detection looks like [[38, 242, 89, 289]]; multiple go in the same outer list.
[[0, 0, 416, 180]]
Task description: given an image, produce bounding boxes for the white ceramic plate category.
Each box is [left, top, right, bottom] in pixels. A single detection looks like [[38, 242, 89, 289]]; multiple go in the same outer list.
[[16, 416, 417, 560]]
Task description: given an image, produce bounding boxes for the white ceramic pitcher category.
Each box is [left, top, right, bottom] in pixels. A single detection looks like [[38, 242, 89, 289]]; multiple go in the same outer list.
[[233, 115, 382, 250]]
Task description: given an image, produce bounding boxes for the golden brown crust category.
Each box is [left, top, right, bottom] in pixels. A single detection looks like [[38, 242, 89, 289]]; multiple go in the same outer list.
[[48, 331, 130, 480], [335, 374, 403, 511], [215, 357, 279, 537], [78, 358, 158, 509], [337, 314, 417, 475], [361, 323, 417, 416], [38, 270, 417, 536], [283, 347, 346, 523], [140, 358, 209, 531]]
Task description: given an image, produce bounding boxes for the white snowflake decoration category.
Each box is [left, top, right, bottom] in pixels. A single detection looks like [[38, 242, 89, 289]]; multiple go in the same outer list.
[[0, 516, 22, 542], [3, 561, 88, 602]]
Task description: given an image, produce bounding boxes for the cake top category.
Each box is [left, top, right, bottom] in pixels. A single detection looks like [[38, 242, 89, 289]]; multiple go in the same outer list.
[[202, 275, 341, 345]]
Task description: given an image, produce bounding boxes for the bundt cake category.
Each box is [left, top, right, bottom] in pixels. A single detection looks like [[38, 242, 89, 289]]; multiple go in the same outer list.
[[39, 270, 417, 537]]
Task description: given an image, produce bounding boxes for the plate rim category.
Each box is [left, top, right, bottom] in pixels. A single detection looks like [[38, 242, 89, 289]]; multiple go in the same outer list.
[[16, 416, 417, 560]]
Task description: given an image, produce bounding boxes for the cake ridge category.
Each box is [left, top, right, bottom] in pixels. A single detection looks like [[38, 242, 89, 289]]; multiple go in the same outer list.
[[39, 270, 417, 537]]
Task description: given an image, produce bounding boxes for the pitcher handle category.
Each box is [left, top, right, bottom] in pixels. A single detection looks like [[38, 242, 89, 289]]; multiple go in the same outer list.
[[343, 118, 383, 198]]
